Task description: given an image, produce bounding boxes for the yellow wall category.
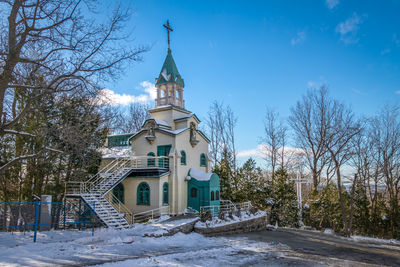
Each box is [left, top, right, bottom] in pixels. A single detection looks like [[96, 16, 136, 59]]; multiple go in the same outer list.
[[103, 105, 210, 215]]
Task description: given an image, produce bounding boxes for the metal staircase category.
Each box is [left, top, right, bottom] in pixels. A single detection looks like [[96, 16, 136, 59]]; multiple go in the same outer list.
[[66, 156, 169, 229]]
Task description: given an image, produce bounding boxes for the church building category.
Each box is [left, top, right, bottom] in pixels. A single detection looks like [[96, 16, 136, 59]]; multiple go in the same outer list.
[[106, 23, 220, 215]]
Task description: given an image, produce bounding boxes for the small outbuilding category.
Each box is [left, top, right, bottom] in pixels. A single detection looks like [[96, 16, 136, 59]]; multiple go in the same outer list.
[[186, 168, 220, 212]]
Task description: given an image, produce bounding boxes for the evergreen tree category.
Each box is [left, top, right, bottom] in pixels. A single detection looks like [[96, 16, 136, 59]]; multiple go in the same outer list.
[[236, 158, 265, 206], [269, 169, 299, 227], [213, 149, 236, 201], [304, 184, 344, 232], [351, 179, 370, 235]]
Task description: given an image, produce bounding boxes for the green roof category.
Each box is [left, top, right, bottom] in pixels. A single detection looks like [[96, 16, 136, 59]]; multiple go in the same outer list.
[[155, 49, 184, 87]]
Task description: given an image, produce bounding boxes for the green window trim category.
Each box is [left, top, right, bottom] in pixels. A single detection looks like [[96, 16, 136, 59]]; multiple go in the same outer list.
[[157, 145, 172, 168], [200, 153, 207, 167], [211, 191, 215, 201], [162, 182, 169, 205], [137, 182, 150, 205], [147, 152, 155, 167], [180, 150, 186, 165]]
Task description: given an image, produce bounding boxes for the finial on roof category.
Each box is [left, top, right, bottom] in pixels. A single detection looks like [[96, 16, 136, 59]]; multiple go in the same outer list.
[[163, 20, 173, 49]]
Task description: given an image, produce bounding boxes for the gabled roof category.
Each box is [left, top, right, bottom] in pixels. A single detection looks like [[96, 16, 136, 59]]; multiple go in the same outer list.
[[174, 113, 201, 123], [141, 118, 171, 129], [155, 49, 184, 88], [128, 127, 189, 141], [197, 130, 210, 143]]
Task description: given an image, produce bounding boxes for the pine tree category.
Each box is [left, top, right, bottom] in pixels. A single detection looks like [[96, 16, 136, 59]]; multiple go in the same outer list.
[[213, 149, 235, 201], [269, 169, 299, 227], [351, 179, 370, 235], [236, 158, 265, 205]]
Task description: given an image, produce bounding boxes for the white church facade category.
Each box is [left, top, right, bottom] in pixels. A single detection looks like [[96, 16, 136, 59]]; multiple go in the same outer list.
[[103, 42, 220, 216]]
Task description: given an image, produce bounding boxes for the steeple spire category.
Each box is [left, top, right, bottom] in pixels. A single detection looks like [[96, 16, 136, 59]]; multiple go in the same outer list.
[[154, 21, 185, 109]]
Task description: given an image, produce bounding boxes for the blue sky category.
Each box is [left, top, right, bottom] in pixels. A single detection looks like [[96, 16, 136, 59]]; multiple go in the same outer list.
[[103, 0, 400, 166]]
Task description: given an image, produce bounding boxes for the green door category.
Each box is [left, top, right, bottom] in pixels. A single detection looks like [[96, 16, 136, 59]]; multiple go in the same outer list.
[[188, 185, 200, 211], [157, 145, 171, 168]]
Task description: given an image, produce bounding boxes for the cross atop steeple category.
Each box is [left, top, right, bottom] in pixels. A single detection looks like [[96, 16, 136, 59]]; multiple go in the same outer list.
[[163, 20, 173, 49]]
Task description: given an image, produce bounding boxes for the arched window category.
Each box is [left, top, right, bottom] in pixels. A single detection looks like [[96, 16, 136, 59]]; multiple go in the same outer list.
[[200, 153, 207, 167], [163, 182, 169, 205], [211, 191, 215, 201], [180, 150, 186, 165], [216, 190, 220, 200], [113, 183, 124, 204], [147, 152, 155, 167], [137, 182, 150, 205], [190, 187, 197, 198]]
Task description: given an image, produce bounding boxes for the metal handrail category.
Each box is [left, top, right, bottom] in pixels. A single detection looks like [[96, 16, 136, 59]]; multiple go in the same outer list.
[[133, 206, 170, 223], [200, 201, 253, 216], [104, 193, 134, 225], [67, 156, 170, 195]]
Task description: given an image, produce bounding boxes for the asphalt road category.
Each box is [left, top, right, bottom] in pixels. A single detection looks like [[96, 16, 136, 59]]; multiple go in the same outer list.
[[229, 229, 400, 266]]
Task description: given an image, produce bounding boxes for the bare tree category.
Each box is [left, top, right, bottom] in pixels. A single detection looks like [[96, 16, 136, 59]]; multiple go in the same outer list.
[[0, 0, 148, 172], [289, 86, 332, 189], [114, 102, 150, 134], [261, 108, 287, 179], [326, 100, 361, 236], [369, 104, 400, 237], [206, 101, 237, 169]]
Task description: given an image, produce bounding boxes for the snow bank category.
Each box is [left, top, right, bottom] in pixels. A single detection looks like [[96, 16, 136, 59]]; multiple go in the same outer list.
[[350, 235, 400, 245], [324, 228, 334, 235], [195, 211, 267, 229]]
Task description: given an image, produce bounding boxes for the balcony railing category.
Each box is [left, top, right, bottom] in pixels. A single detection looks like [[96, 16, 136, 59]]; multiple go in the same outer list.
[[66, 156, 170, 195], [155, 96, 184, 107]]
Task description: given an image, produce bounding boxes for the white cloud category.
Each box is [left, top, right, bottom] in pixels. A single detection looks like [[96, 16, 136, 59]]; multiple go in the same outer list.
[[395, 90, 400, 95], [95, 81, 157, 107], [237, 144, 303, 159], [336, 13, 365, 44], [291, 31, 306, 46], [237, 145, 265, 158], [140, 81, 157, 100], [326, 0, 339, 9]]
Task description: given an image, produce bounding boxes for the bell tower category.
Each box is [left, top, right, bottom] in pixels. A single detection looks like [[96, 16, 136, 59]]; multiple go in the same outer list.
[[154, 21, 185, 109]]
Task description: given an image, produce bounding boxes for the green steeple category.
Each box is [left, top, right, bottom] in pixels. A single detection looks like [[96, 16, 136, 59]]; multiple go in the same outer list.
[[155, 49, 184, 88]]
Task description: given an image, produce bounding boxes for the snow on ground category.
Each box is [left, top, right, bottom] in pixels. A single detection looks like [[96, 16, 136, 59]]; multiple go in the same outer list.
[[350, 235, 400, 245], [0, 228, 220, 266], [195, 210, 266, 228], [2, 217, 399, 267], [136, 216, 199, 236], [95, 238, 289, 267], [0, 217, 224, 267], [292, 227, 400, 247]]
